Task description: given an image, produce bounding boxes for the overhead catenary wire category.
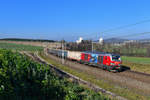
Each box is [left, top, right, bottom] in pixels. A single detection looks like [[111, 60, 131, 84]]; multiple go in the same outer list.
[[75, 19, 150, 40], [100, 19, 150, 34], [1, 19, 150, 41], [105, 32, 150, 40]]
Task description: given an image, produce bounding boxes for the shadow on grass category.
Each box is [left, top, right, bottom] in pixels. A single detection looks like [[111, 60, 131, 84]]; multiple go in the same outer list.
[[121, 65, 131, 72]]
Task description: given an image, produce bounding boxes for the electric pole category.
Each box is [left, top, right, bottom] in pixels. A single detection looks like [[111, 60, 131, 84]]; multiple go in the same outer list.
[[61, 39, 64, 64], [92, 39, 94, 52]]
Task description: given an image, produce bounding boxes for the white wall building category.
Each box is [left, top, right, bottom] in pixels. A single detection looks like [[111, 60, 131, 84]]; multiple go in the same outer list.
[[99, 37, 103, 44], [76, 37, 83, 44]]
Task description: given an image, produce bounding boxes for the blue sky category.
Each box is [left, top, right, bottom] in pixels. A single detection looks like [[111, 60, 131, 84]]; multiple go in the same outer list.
[[0, 0, 150, 41]]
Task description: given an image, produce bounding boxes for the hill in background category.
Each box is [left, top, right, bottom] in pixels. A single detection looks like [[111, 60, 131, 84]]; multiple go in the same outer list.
[[0, 38, 56, 42]]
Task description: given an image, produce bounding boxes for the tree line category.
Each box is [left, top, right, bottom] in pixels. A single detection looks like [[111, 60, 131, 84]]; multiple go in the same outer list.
[[66, 40, 150, 57]]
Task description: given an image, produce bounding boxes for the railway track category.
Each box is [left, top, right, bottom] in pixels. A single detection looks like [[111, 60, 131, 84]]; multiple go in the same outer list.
[[43, 49, 150, 97], [46, 48, 150, 83], [45, 48, 150, 84], [115, 70, 150, 84], [128, 70, 150, 77]]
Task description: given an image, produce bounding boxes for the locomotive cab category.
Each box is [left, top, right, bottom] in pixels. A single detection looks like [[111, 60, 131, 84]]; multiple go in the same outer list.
[[109, 54, 122, 71]]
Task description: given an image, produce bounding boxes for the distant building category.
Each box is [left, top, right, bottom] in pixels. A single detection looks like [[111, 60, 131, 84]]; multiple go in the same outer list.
[[76, 37, 83, 44], [124, 40, 137, 44], [99, 37, 103, 44]]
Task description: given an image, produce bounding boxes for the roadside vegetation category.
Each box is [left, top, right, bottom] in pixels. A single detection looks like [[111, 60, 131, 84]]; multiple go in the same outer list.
[[0, 42, 43, 51], [0, 49, 109, 100], [39, 51, 150, 100]]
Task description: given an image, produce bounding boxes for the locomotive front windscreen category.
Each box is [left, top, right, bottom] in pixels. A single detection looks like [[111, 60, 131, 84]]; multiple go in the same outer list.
[[112, 55, 121, 61]]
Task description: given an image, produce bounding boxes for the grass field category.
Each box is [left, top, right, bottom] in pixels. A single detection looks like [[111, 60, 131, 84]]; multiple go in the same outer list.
[[122, 56, 150, 65], [0, 42, 43, 51], [122, 56, 150, 74]]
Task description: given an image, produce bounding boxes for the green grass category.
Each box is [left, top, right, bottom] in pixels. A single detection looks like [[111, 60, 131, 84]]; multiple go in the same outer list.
[[122, 56, 150, 65], [38, 52, 150, 100], [0, 42, 43, 51], [122, 56, 150, 74]]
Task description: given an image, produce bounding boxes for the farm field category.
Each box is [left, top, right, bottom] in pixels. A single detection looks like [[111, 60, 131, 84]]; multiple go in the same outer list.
[[122, 56, 150, 64], [0, 40, 61, 48], [0, 49, 109, 100], [0, 42, 43, 51], [122, 56, 150, 74]]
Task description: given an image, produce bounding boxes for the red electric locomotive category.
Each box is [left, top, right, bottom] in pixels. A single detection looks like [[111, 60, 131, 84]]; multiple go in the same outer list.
[[80, 51, 122, 72]]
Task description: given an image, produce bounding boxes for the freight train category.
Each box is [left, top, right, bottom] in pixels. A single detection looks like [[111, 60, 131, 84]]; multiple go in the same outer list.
[[48, 49, 122, 72]]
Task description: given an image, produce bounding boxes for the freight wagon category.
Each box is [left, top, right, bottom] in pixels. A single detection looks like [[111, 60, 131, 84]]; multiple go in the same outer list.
[[67, 51, 81, 61], [48, 49, 68, 58]]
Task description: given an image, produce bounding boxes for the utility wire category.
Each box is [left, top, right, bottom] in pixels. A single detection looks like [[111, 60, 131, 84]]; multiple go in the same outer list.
[[76, 19, 150, 40], [100, 19, 150, 34], [1, 19, 150, 41], [105, 32, 150, 39]]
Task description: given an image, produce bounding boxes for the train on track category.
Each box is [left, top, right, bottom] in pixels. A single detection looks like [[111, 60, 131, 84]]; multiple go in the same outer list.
[[47, 49, 122, 72]]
